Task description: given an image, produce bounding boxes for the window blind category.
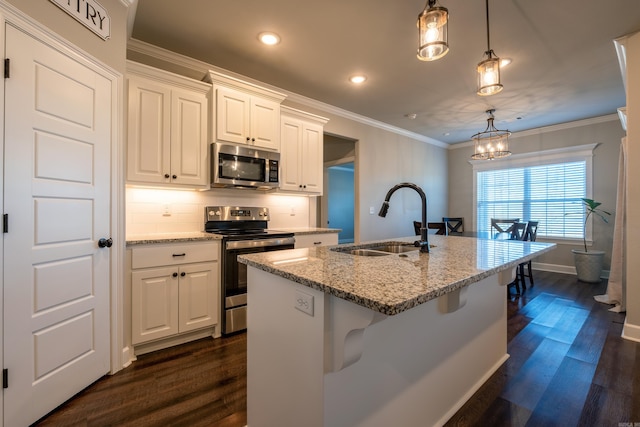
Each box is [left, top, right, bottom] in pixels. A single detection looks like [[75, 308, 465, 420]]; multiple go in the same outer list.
[[477, 161, 587, 238]]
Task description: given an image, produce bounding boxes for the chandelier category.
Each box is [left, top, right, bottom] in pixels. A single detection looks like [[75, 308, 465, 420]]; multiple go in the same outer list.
[[471, 109, 511, 160], [417, 0, 449, 61], [477, 0, 503, 95]]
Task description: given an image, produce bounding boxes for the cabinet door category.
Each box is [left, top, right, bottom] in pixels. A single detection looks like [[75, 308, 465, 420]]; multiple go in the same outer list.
[[216, 86, 250, 144], [250, 97, 281, 150], [127, 77, 171, 184], [300, 123, 324, 194], [170, 89, 208, 187], [178, 262, 219, 333], [132, 266, 179, 344], [280, 117, 303, 191]]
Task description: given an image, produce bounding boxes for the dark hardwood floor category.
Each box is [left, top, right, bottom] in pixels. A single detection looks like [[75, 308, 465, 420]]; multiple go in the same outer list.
[[35, 271, 639, 426]]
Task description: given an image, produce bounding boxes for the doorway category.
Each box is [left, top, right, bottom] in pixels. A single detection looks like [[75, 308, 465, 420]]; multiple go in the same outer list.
[[321, 134, 356, 244]]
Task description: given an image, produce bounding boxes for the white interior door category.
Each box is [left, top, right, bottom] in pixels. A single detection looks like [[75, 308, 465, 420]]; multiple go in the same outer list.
[[3, 24, 112, 426]]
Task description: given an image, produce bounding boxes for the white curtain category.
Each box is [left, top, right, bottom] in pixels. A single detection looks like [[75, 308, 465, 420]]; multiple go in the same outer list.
[[594, 137, 627, 312]]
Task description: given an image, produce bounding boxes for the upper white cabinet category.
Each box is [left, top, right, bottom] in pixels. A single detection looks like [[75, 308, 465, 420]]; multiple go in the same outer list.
[[280, 106, 329, 194], [127, 62, 210, 188], [205, 70, 286, 151]]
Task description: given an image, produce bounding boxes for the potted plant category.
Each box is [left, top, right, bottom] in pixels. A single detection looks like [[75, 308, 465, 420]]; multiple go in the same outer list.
[[570, 198, 611, 283]]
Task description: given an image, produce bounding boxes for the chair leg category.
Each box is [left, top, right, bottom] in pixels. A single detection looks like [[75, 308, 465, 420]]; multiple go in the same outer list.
[[527, 260, 534, 286], [519, 264, 526, 292]]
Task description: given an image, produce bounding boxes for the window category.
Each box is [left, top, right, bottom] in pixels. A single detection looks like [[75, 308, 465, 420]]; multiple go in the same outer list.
[[471, 144, 597, 240]]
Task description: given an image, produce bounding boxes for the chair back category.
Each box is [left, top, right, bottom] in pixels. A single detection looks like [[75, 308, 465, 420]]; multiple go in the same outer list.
[[428, 222, 446, 235], [413, 221, 421, 236], [524, 221, 539, 242], [442, 217, 464, 235], [510, 222, 527, 240], [491, 218, 520, 239]]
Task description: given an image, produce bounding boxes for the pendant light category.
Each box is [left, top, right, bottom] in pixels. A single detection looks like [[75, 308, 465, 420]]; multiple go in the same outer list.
[[471, 109, 511, 160], [417, 0, 449, 61], [477, 0, 503, 95]]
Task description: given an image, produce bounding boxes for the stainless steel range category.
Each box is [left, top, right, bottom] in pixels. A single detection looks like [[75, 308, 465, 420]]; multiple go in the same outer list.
[[205, 206, 295, 334]]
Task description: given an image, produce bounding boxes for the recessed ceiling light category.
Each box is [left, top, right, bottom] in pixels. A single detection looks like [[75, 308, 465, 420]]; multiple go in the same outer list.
[[349, 75, 367, 84], [500, 58, 512, 67], [259, 32, 280, 45]]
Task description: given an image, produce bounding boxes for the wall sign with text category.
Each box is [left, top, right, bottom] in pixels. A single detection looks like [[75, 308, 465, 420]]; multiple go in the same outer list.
[[50, 0, 111, 40]]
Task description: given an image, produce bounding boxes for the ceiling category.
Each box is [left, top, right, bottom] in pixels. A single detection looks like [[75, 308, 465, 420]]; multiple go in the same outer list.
[[130, 0, 640, 145]]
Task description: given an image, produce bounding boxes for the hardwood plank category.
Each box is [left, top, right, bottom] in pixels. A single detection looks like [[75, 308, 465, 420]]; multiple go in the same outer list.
[[34, 271, 640, 427]]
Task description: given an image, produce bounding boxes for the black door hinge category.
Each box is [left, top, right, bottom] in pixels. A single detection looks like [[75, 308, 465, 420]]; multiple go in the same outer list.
[[3, 368, 7, 389], [3, 214, 7, 233], [4, 58, 9, 79]]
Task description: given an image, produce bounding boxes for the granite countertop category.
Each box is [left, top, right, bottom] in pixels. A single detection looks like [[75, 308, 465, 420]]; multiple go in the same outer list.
[[272, 227, 341, 235], [126, 231, 222, 246], [238, 234, 555, 315], [126, 228, 340, 246]]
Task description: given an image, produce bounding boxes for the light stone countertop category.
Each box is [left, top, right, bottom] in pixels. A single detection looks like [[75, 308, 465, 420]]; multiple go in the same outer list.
[[126, 231, 222, 246], [238, 234, 556, 315], [125, 228, 339, 246], [271, 227, 341, 235]]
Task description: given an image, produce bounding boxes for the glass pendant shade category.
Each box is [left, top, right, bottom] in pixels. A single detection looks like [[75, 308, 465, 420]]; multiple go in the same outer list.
[[477, 54, 503, 96], [417, 2, 449, 61], [471, 110, 511, 160]]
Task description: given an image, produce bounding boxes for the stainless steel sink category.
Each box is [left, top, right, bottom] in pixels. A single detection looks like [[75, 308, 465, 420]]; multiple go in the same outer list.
[[348, 249, 392, 257], [368, 244, 417, 254]]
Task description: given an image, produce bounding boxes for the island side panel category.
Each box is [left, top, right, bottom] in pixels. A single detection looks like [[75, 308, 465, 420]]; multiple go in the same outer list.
[[324, 274, 508, 427], [247, 266, 326, 427]]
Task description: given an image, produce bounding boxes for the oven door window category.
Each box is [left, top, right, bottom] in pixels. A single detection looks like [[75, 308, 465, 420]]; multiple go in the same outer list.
[[224, 243, 294, 299], [219, 153, 266, 183]]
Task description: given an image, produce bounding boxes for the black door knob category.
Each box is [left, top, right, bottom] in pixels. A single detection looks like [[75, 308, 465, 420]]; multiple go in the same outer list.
[[172, 272, 178, 278], [164, 173, 170, 178], [172, 175, 177, 179], [180, 272, 186, 277], [98, 238, 113, 248]]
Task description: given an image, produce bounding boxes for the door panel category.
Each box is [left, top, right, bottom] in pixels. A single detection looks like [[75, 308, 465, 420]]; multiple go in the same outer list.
[[3, 24, 111, 426]]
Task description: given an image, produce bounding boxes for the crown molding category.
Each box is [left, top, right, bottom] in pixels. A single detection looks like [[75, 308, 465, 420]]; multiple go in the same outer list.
[[449, 113, 620, 151], [127, 38, 449, 149]]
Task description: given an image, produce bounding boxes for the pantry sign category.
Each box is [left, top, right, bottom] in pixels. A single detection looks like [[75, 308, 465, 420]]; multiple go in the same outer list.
[[50, 0, 111, 40]]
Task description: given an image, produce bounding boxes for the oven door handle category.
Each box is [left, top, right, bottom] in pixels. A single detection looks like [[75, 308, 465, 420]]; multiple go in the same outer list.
[[225, 237, 295, 250]]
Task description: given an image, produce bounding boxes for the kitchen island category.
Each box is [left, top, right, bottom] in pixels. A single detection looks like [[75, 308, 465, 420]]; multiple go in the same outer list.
[[239, 234, 555, 427]]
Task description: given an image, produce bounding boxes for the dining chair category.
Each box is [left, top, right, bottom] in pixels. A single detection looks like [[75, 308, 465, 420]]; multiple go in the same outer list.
[[491, 218, 520, 240], [442, 217, 464, 235], [505, 222, 528, 295], [428, 222, 446, 235], [517, 221, 539, 291]]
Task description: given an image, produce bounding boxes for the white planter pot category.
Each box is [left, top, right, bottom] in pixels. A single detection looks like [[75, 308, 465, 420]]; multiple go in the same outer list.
[[571, 249, 605, 283]]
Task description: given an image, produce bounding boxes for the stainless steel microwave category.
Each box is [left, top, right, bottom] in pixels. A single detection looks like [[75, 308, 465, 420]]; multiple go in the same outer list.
[[211, 142, 280, 190]]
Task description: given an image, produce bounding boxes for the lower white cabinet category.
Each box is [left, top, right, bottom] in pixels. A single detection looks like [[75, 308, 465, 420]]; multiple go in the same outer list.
[[130, 241, 220, 347], [294, 233, 339, 249]]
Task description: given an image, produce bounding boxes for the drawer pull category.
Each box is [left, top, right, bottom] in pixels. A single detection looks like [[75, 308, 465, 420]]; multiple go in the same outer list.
[[172, 253, 186, 257], [313, 241, 322, 245]]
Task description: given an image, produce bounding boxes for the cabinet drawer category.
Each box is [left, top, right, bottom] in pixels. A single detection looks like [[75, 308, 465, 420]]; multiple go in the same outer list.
[[294, 233, 338, 249], [132, 242, 219, 269]]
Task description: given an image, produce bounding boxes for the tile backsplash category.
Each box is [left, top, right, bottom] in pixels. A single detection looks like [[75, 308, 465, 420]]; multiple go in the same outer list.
[[126, 188, 313, 235]]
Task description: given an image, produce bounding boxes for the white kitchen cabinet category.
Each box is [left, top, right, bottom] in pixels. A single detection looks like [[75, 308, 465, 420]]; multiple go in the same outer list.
[[127, 61, 210, 188], [294, 233, 339, 249], [205, 71, 286, 151], [280, 106, 329, 194], [130, 241, 220, 347]]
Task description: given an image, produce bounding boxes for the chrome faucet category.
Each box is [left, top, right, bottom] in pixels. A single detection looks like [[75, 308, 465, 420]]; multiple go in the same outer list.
[[378, 182, 430, 253]]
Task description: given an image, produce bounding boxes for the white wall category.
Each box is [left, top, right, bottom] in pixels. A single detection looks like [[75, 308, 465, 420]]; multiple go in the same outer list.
[[623, 32, 640, 341]]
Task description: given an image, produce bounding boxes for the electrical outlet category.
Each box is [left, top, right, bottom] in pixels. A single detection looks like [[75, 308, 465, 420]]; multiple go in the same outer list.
[[369, 206, 375, 214], [162, 203, 171, 216], [294, 290, 314, 316]]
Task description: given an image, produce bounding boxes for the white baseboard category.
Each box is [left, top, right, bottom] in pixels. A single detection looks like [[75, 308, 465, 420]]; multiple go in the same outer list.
[[532, 262, 610, 279], [622, 320, 640, 343]]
